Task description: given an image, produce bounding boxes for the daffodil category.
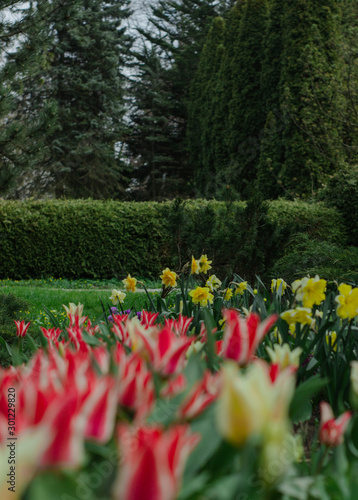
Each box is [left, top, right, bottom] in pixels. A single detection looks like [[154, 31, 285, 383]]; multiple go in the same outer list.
[[189, 286, 214, 307], [336, 283, 358, 320], [110, 289, 126, 305], [206, 274, 222, 292], [234, 281, 248, 296], [191, 256, 200, 275], [292, 276, 327, 308], [326, 331, 337, 352], [224, 288, 233, 301], [122, 274, 137, 293], [281, 307, 313, 326], [271, 278, 287, 294], [160, 268, 178, 288], [199, 254, 212, 274]]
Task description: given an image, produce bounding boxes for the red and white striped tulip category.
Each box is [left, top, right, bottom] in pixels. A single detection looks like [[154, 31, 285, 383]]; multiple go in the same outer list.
[[219, 310, 278, 365], [134, 326, 195, 376], [178, 371, 221, 420], [14, 320, 31, 338], [113, 424, 200, 500], [320, 402, 352, 447]]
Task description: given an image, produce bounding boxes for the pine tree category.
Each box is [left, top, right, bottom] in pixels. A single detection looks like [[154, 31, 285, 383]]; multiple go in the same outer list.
[[1, 0, 132, 198], [0, 0, 57, 196]]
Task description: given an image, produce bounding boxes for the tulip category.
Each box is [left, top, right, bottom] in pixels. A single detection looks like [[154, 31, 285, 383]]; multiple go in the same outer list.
[[219, 309, 277, 365], [178, 371, 221, 420], [320, 402, 351, 447], [216, 361, 295, 447], [115, 345, 155, 422], [14, 320, 31, 338], [133, 326, 195, 376], [113, 424, 200, 500], [165, 314, 193, 337]]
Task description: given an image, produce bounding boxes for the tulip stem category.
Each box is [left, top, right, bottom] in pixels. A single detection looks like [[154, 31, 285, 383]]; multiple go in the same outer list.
[[315, 446, 329, 475]]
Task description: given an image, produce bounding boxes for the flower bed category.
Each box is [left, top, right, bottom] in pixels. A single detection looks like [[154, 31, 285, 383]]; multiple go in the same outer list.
[[2, 257, 358, 499]]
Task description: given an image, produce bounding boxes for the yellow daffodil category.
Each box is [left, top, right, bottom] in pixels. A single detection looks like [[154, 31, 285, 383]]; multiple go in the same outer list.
[[191, 256, 200, 275], [122, 274, 137, 293], [189, 286, 214, 307], [199, 254, 212, 274], [109, 289, 126, 305], [234, 281, 248, 296], [206, 274, 222, 292], [224, 288, 233, 301], [271, 278, 287, 294], [292, 276, 327, 308], [281, 307, 313, 326], [160, 268, 178, 287], [336, 283, 358, 320], [326, 331, 337, 352], [271, 327, 283, 345], [266, 343, 302, 370]]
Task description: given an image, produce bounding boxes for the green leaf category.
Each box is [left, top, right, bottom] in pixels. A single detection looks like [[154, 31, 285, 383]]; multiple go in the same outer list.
[[43, 306, 61, 329], [0, 335, 13, 357], [184, 406, 222, 480], [290, 376, 328, 423]]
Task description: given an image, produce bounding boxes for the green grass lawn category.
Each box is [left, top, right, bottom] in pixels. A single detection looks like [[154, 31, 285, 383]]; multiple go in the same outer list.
[[0, 284, 159, 331]]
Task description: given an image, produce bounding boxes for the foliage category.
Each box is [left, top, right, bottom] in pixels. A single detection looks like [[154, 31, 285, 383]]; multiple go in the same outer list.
[[0, 199, 346, 280], [319, 164, 358, 246], [270, 234, 358, 284], [127, 0, 228, 199], [0, 0, 132, 199], [188, 0, 355, 199], [0, 292, 28, 341]]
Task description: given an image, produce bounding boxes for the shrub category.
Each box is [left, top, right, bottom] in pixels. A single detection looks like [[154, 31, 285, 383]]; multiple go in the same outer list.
[[270, 234, 358, 283], [0, 198, 346, 280], [319, 165, 358, 246]]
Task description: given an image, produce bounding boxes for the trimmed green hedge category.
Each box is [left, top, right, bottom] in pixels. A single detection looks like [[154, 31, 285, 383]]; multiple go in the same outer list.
[[0, 199, 346, 280]]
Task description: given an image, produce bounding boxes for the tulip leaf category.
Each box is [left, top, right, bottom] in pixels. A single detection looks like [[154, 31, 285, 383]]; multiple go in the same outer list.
[[202, 308, 216, 371], [290, 376, 328, 423], [177, 472, 210, 499], [26, 471, 94, 500], [0, 335, 13, 357], [184, 406, 222, 480], [43, 306, 62, 329], [278, 476, 315, 500], [82, 330, 101, 346], [25, 333, 38, 353]]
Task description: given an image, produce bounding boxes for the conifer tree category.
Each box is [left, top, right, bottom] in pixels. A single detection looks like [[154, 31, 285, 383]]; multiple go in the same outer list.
[[128, 0, 229, 199], [277, 0, 344, 197], [187, 16, 225, 196], [1, 0, 132, 198], [227, 0, 269, 197], [0, 0, 57, 196]]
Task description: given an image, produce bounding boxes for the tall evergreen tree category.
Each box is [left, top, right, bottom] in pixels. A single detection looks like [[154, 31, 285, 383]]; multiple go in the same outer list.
[[127, 0, 229, 199], [227, 0, 269, 197], [277, 0, 344, 197], [0, 0, 57, 196], [1, 0, 132, 198], [187, 16, 225, 196]]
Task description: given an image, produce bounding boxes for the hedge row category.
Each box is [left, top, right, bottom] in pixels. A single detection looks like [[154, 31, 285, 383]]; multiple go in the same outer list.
[[0, 199, 346, 280]]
